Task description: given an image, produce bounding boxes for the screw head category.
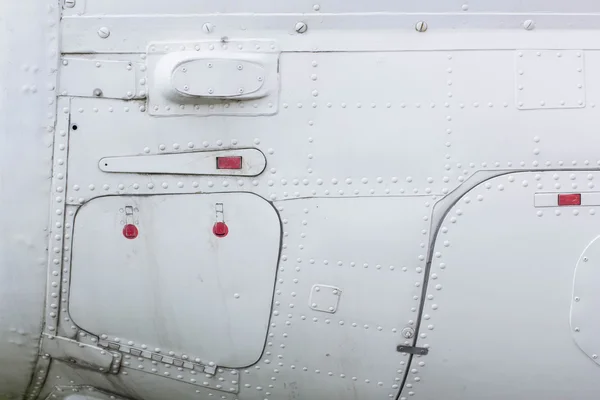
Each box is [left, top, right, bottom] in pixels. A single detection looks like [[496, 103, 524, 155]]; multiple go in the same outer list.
[[401, 327, 415, 339], [202, 23, 214, 34], [64, 0, 75, 8], [295, 22, 308, 34], [97, 27, 110, 39], [415, 21, 428, 32], [523, 19, 535, 30], [93, 88, 103, 97]]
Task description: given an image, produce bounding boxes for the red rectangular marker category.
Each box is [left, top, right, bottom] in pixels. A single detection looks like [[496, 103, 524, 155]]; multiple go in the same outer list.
[[558, 193, 581, 206], [216, 156, 242, 170]]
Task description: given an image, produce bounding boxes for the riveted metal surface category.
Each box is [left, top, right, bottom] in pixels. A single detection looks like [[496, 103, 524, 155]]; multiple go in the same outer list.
[[99, 148, 266, 176], [38, 360, 238, 400], [45, 386, 130, 400], [233, 196, 428, 400], [12, 1, 600, 399], [412, 171, 600, 400], [57, 0, 600, 15], [59, 58, 143, 100], [69, 193, 280, 368], [0, 0, 58, 397], [25, 356, 51, 400], [46, 100, 78, 342], [309, 284, 342, 313], [571, 235, 600, 364], [147, 40, 279, 116], [515, 50, 585, 109], [41, 334, 115, 373]]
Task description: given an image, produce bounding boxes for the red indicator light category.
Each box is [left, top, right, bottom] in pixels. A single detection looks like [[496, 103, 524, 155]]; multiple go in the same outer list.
[[558, 193, 581, 206], [123, 224, 139, 239], [216, 156, 242, 170], [213, 222, 229, 237]]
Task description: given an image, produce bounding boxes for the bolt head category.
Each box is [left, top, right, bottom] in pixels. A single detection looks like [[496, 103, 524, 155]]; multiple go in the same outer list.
[[295, 22, 308, 34], [93, 88, 103, 97], [97, 27, 110, 39], [64, 0, 75, 8], [415, 21, 428, 32]]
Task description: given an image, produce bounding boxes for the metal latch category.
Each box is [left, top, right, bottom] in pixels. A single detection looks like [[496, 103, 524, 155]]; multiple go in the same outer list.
[[396, 345, 429, 356], [122, 206, 139, 239], [42, 333, 121, 373], [213, 203, 229, 237]]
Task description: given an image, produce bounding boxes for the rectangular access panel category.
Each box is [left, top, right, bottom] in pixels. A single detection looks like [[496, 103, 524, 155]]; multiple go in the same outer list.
[[69, 193, 280, 368]]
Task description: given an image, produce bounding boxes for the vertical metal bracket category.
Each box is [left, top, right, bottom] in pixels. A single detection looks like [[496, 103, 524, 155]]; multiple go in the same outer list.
[[125, 205, 134, 224], [215, 203, 225, 223]]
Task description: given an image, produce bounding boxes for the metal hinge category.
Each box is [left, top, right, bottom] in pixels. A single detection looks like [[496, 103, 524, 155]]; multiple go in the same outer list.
[[396, 345, 429, 356], [42, 333, 121, 373], [97, 340, 218, 375]]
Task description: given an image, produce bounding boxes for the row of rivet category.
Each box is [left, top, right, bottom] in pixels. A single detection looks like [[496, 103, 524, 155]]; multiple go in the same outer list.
[[119, 357, 237, 394], [407, 172, 585, 398], [56, 205, 78, 338], [45, 99, 71, 340], [275, 201, 410, 399], [96, 340, 217, 375], [25, 1, 60, 396]]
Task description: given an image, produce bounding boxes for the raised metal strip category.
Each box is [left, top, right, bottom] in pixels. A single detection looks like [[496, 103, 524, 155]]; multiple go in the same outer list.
[[99, 148, 266, 176], [396, 345, 429, 355], [535, 191, 600, 207]]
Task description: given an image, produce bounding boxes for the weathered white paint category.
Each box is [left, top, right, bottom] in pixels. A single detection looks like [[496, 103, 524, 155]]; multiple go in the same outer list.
[[4, 1, 600, 400]]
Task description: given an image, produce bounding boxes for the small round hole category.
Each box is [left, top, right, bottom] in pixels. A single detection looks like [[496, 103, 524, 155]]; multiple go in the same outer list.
[[72, 124, 78, 131]]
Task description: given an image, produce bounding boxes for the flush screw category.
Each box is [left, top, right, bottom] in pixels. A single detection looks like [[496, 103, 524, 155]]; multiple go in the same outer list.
[[97, 27, 110, 39], [415, 21, 428, 32], [295, 22, 308, 34]]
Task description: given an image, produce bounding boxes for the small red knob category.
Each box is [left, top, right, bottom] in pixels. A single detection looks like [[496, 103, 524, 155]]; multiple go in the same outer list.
[[213, 222, 229, 237], [123, 224, 139, 239]]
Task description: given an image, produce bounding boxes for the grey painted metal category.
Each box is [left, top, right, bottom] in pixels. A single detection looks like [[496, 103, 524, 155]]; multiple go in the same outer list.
[[413, 171, 600, 400], [41, 334, 117, 373], [69, 193, 280, 368], [147, 40, 280, 116], [59, 58, 143, 100], [44, 386, 129, 400], [0, 0, 58, 398], [396, 346, 429, 356], [98, 148, 266, 176], [5, 1, 600, 400], [571, 235, 600, 364]]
